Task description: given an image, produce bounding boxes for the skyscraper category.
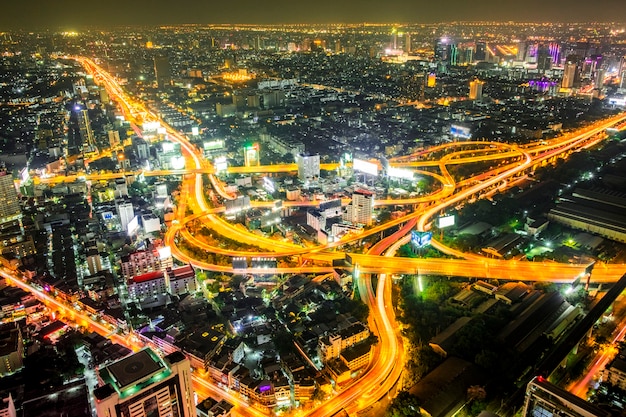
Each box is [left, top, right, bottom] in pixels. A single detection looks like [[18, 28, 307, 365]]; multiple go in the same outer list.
[[404, 33, 411, 53], [562, 62, 578, 89], [0, 170, 20, 228], [537, 44, 552, 72], [94, 349, 194, 417], [349, 190, 374, 226], [475, 41, 486, 61], [77, 109, 96, 152], [595, 68, 606, 90], [469, 79, 484, 101], [154, 56, 172, 89]]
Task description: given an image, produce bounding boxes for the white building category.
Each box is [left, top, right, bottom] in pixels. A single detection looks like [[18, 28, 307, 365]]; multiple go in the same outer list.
[[296, 154, 320, 183], [115, 200, 134, 232], [346, 190, 374, 226]]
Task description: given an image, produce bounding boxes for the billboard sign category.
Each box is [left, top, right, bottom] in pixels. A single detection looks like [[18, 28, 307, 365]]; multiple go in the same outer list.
[[353, 158, 378, 176], [450, 124, 472, 139], [438, 215, 456, 228]]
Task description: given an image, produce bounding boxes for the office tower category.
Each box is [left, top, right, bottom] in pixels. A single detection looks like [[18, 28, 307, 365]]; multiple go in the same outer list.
[[116, 200, 135, 232], [405, 33, 412, 53], [94, 349, 194, 417], [297, 154, 320, 182], [349, 190, 374, 226], [434, 38, 450, 62], [475, 41, 486, 61], [562, 62, 578, 89], [595, 68, 606, 89], [522, 376, 608, 417], [448, 44, 459, 66], [517, 41, 527, 61], [469, 79, 484, 101], [154, 56, 172, 89], [621, 71, 626, 90], [0, 170, 20, 228], [537, 45, 552, 72]]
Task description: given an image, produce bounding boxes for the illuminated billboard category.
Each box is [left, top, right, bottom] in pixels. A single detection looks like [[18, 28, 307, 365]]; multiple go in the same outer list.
[[450, 125, 472, 139], [411, 231, 432, 248], [244, 143, 260, 167], [388, 167, 414, 180], [438, 215, 456, 228], [191, 126, 199, 136], [204, 139, 225, 150], [353, 158, 378, 176]]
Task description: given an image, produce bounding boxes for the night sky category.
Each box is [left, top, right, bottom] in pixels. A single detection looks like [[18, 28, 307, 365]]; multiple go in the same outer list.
[[2, 0, 626, 29]]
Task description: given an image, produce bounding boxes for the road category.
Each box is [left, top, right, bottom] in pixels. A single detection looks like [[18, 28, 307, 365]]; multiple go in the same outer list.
[[63, 55, 626, 417]]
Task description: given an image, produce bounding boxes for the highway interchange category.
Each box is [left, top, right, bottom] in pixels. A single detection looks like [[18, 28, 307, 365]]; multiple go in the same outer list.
[[10, 56, 626, 416]]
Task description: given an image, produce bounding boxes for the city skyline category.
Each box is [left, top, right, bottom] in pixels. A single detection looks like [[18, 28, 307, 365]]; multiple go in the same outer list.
[[3, 0, 626, 29]]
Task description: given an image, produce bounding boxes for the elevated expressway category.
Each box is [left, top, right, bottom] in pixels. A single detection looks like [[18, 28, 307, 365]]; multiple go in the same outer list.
[[49, 56, 626, 416]]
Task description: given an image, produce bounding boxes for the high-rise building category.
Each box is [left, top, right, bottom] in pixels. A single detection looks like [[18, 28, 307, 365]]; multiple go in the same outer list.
[[94, 349, 194, 417], [404, 33, 412, 53], [0, 323, 23, 377], [0, 170, 20, 227], [154, 56, 172, 89], [434, 38, 450, 63], [469, 79, 485, 101], [297, 154, 320, 183], [537, 44, 552, 72], [78, 109, 96, 152], [348, 190, 374, 226], [522, 376, 608, 417], [475, 41, 486, 61], [562, 62, 578, 89], [595, 68, 606, 89], [516, 41, 527, 61], [116, 200, 135, 232], [621, 71, 626, 90]]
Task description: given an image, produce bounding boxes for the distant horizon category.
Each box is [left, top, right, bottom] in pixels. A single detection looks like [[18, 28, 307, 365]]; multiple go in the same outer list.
[[3, 0, 626, 31], [2, 20, 626, 33]]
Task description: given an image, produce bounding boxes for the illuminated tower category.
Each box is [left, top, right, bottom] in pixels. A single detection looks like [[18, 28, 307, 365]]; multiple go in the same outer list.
[[475, 41, 486, 61], [562, 62, 577, 89], [349, 190, 374, 226], [405, 33, 412, 53], [537, 44, 552, 72], [469, 79, 484, 101], [0, 170, 21, 228], [94, 349, 194, 417], [516, 41, 526, 61], [77, 109, 96, 152], [154, 56, 172, 89], [595, 68, 606, 89]]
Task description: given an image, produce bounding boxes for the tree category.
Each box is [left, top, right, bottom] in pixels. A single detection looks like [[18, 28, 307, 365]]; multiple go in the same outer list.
[[386, 391, 422, 417]]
